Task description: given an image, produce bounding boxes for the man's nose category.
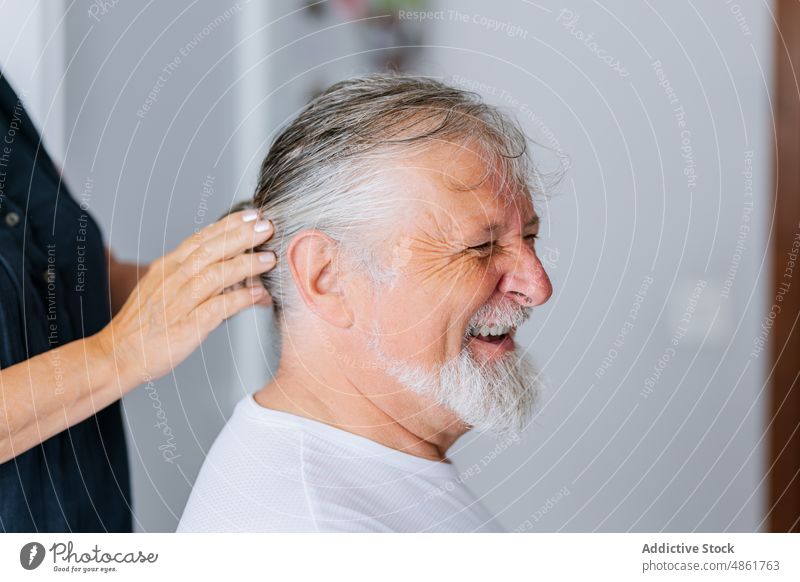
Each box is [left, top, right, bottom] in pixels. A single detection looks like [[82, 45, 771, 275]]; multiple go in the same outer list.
[[497, 243, 553, 307]]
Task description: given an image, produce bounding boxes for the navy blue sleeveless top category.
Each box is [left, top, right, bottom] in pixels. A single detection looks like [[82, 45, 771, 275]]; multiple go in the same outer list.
[[0, 74, 131, 532]]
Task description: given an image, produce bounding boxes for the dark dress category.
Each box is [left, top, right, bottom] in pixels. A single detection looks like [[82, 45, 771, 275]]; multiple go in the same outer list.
[[0, 73, 131, 532]]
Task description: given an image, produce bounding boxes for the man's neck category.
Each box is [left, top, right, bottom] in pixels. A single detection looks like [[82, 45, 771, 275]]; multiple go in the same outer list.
[[253, 343, 467, 462]]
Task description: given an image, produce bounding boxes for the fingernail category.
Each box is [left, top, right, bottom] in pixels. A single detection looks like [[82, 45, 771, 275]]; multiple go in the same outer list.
[[242, 209, 259, 222], [250, 285, 265, 296], [259, 252, 276, 265], [254, 220, 272, 233]]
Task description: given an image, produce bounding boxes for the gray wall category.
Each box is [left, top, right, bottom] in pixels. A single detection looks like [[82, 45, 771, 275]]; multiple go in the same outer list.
[[58, 0, 773, 532]]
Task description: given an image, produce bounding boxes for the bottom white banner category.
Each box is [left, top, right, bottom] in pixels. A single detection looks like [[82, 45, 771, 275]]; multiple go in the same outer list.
[[1, 533, 797, 581]]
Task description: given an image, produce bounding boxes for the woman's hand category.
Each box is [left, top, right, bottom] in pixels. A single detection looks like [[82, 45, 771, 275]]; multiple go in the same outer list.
[[94, 209, 275, 385]]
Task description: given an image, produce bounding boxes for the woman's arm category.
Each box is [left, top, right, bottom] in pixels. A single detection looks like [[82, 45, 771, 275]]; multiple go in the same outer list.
[[0, 332, 121, 463], [0, 210, 275, 463]]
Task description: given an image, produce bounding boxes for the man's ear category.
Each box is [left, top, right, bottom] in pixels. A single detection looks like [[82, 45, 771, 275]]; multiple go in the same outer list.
[[286, 230, 353, 328]]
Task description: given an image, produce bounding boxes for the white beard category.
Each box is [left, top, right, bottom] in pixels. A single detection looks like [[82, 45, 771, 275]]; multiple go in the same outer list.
[[369, 300, 543, 435]]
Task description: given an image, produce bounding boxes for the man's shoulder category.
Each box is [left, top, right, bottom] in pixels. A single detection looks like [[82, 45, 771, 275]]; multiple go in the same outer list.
[[178, 396, 503, 532], [193, 395, 311, 487], [177, 396, 315, 532]]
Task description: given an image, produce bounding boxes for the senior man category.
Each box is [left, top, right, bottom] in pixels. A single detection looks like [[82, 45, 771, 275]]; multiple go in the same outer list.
[[178, 74, 553, 532]]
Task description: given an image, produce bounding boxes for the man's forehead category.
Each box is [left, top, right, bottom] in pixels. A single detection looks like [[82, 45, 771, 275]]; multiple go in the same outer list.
[[388, 146, 536, 238], [397, 141, 508, 189], [417, 204, 538, 244], [479, 213, 540, 236]]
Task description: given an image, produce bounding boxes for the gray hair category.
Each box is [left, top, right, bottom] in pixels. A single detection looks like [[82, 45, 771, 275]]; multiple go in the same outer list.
[[231, 73, 543, 318]]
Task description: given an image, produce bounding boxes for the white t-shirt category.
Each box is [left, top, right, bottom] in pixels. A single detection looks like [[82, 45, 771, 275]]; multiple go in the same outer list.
[[177, 395, 502, 532]]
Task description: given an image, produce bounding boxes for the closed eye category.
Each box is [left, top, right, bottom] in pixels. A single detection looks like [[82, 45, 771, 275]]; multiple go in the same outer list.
[[467, 234, 538, 255], [466, 241, 494, 254]]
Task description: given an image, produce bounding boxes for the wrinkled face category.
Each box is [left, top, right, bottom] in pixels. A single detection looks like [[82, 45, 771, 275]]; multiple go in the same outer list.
[[354, 142, 553, 432]]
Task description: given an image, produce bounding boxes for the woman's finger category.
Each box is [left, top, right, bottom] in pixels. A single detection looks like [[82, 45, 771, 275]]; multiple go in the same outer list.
[[245, 276, 273, 306], [193, 285, 267, 331], [173, 251, 276, 307], [173, 216, 274, 288], [168, 209, 262, 264]]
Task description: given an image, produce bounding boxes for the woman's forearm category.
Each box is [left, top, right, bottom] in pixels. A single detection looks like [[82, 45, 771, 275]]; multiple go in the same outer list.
[[0, 333, 127, 464]]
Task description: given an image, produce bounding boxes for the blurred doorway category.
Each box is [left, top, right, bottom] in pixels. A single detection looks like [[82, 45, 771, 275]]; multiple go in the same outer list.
[[769, 0, 800, 533]]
